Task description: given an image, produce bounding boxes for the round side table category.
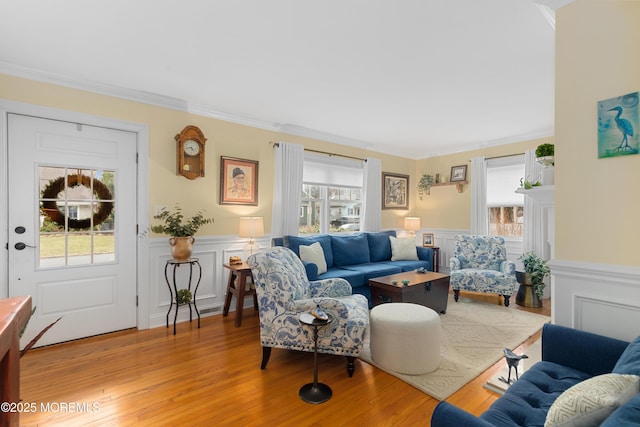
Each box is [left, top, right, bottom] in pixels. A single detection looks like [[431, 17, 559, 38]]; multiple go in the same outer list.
[[298, 312, 333, 404]]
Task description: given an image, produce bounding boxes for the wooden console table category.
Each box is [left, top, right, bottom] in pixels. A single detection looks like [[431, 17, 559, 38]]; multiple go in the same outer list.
[[0, 296, 32, 427]]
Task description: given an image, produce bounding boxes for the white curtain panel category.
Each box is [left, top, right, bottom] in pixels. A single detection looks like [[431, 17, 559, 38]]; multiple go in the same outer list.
[[361, 157, 382, 232], [523, 149, 543, 254], [470, 157, 488, 235], [271, 141, 304, 239]]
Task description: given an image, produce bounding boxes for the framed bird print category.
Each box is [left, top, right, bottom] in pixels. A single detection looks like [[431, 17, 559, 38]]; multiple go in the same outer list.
[[597, 91, 640, 158]]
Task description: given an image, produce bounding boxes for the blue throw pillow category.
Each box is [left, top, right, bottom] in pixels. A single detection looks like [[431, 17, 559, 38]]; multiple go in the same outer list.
[[331, 234, 370, 266], [284, 235, 333, 268], [366, 230, 396, 262], [613, 336, 640, 376]]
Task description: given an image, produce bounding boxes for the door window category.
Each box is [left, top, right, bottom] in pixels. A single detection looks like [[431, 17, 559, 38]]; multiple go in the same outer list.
[[39, 166, 116, 267]]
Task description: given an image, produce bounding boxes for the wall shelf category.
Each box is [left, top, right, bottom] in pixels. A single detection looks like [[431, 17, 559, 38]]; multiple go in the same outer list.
[[427, 181, 466, 195]]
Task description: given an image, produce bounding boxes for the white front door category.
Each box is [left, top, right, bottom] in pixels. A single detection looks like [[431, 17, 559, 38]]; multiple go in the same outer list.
[[7, 114, 138, 347]]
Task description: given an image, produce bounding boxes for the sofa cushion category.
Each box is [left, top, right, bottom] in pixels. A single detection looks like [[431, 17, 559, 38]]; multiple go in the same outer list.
[[545, 373, 640, 427], [480, 361, 592, 427], [613, 336, 640, 376], [317, 268, 366, 288], [389, 236, 418, 261], [342, 263, 401, 280], [331, 233, 370, 266], [366, 230, 396, 262], [381, 260, 431, 272], [299, 242, 327, 274], [285, 234, 333, 268]]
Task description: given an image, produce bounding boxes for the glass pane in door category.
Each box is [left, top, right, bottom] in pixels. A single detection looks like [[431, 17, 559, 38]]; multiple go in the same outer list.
[[38, 166, 116, 267]]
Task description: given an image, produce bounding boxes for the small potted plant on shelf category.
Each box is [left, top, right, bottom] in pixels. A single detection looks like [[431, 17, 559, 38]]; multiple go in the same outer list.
[[417, 174, 434, 199], [535, 143, 555, 167], [517, 251, 550, 307], [150, 204, 213, 261]]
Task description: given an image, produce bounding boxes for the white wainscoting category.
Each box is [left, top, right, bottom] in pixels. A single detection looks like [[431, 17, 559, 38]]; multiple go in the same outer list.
[[549, 259, 640, 342], [146, 235, 270, 329]]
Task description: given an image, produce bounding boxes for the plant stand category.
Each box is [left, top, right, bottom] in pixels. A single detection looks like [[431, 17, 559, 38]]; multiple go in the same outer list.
[[515, 271, 542, 308]]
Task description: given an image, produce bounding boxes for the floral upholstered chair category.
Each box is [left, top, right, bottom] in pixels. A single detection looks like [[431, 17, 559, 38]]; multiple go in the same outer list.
[[247, 246, 369, 377], [449, 235, 518, 307]]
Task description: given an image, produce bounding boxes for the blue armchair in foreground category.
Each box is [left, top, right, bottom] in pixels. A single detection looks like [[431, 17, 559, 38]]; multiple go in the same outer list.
[[247, 247, 370, 377], [449, 235, 518, 307]]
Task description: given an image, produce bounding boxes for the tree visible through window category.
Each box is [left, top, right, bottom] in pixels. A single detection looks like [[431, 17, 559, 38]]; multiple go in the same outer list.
[[486, 157, 525, 238], [300, 184, 361, 234]]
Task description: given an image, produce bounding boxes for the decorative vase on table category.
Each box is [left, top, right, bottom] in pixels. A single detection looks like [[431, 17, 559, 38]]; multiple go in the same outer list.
[[515, 271, 542, 308], [169, 236, 195, 262]]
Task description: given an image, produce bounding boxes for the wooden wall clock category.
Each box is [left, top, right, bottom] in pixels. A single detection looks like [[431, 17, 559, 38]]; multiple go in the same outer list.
[[175, 125, 206, 180]]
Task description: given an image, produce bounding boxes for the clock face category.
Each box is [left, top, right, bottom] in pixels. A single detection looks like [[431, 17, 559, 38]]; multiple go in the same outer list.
[[184, 140, 200, 156]]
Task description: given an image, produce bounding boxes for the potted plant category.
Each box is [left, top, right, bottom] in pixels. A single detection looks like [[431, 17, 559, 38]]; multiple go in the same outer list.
[[150, 205, 213, 261], [535, 143, 554, 167], [417, 174, 434, 199], [517, 251, 550, 307]]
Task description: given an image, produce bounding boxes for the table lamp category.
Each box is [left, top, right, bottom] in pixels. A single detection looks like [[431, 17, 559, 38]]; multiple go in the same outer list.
[[239, 216, 264, 260], [404, 217, 421, 237]]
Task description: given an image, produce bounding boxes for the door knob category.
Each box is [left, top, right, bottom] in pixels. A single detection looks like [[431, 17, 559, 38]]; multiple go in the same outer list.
[[14, 242, 36, 250]]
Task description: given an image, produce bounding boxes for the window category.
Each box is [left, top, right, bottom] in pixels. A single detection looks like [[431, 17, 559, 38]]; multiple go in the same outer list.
[[486, 156, 525, 238], [299, 155, 363, 235]]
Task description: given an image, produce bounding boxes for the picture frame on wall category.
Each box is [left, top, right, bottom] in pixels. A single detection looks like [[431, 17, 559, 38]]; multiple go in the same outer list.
[[220, 156, 258, 206], [450, 165, 467, 182], [382, 172, 409, 210], [422, 233, 434, 247]]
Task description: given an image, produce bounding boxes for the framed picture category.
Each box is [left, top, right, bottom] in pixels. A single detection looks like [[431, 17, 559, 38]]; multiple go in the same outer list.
[[220, 156, 258, 205], [422, 233, 434, 247], [382, 172, 409, 210], [450, 165, 467, 182]]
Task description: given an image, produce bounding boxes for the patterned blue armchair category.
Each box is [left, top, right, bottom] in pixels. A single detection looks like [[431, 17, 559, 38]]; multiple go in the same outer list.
[[247, 246, 370, 377], [449, 235, 518, 307]]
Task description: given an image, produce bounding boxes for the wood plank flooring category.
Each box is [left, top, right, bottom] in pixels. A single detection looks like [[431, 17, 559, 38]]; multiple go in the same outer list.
[[19, 295, 550, 426]]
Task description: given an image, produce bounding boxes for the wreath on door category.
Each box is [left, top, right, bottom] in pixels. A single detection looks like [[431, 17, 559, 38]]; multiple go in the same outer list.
[[41, 174, 114, 229]]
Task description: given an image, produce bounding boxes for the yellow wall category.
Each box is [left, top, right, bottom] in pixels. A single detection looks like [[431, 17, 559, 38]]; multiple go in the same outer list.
[[0, 74, 412, 234], [412, 138, 550, 229], [556, 1, 640, 266]]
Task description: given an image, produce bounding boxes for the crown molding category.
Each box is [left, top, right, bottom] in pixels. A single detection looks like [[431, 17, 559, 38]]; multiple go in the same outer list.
[[0, 61, 384, 153], [533, 0, 575, 10], [0, 61, 553, 160]]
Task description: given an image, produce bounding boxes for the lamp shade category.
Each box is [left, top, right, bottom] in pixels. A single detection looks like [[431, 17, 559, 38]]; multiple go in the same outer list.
[[404, 217, 421, 231], [239, 217, 264, 238]]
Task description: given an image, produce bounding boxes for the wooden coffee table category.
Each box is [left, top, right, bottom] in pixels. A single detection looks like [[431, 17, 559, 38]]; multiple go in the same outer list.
[[369, 271, 450, 313]]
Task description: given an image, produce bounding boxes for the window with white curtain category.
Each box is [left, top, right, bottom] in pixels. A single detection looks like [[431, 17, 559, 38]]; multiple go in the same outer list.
[[299, 154, 363, 235], [486, 155, 525, 238]]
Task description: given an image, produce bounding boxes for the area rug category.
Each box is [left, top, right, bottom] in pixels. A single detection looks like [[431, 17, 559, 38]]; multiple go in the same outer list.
[[358, 296, 550, 400]]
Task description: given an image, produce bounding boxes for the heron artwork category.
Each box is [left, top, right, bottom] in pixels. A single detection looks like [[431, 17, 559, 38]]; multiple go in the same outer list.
[[608, 106, 635, 152]]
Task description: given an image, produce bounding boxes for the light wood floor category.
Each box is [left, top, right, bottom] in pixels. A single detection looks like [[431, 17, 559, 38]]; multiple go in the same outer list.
[[19, 295, 550, 427]]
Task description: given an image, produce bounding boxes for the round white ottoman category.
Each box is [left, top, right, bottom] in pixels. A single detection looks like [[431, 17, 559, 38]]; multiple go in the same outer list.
[[370, 303, 441, 375]]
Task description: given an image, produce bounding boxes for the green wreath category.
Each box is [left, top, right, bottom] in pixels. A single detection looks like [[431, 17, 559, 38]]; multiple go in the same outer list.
[[41, 174, 114, 230]]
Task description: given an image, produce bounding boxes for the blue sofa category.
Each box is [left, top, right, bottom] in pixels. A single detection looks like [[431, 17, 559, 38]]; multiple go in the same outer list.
[[273, 230, 435, 307], [431, 323, 640, 427]]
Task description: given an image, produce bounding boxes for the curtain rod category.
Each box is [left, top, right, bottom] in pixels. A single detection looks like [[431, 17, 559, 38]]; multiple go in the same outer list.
[[270, 141, 367, 162], [469, 153, 525, 162]]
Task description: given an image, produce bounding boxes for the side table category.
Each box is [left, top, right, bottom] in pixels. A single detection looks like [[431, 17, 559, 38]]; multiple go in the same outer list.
[[223, 262, 259, 327], [299, 312, 333, 404], [165, 258, 202, 335], [431, 246, 440, 272]]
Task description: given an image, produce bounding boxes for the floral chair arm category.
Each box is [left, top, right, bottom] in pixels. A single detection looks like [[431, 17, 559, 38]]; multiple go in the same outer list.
[[450, 257, 461, 271], [292, 297, 351, 319], [308, 278, 352, 298], [500, 260, 516, 275]]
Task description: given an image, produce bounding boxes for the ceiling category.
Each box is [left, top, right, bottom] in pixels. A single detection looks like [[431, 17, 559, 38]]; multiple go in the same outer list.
[[0, 0, 563, 159]]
